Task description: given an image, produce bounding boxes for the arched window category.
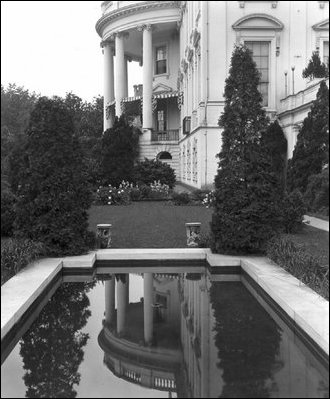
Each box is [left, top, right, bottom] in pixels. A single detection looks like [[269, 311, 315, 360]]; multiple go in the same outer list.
[[158, 151, 172, 160]]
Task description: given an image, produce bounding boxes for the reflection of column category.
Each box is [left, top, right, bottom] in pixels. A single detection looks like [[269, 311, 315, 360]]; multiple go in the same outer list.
[[115, 32, 125, 117], [144, 273, 153, 344], [142, 24, 153, 137], [200, 276, 209, 398], [103, 42, 114, 130], [105, 277, 115, 325], [117, 274, 128, 335]]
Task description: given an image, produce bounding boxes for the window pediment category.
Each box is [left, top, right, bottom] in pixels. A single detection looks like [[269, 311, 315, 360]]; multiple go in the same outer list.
[[232, 13, 284, 31], [312, 19, 329, 31]]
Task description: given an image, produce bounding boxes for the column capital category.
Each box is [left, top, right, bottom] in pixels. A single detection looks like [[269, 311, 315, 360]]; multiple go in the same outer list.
[[100, 39, 114, 48], [137, 23, 153, 32], [114, 30, 129, 39]]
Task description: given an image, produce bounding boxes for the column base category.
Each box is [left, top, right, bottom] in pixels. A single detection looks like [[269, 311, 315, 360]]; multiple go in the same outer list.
[[140, 128, 152, 142]]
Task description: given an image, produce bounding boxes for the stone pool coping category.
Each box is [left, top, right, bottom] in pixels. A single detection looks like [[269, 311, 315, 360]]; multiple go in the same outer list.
[[1, 248, 329, 356]]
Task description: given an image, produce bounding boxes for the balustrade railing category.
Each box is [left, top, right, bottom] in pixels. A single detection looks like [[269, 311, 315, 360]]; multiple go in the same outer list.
[[151, 129, 179, 142]]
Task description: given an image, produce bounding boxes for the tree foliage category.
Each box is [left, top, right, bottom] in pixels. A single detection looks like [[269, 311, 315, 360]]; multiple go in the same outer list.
[[261, 120, 287, 192], [13, 97, 94, 256], [211, 45, 282, 254], [287, 81, 329, 193], [1, 84, 38, 192], [99, 115, 140, 186], [302, 52, 328, 80]]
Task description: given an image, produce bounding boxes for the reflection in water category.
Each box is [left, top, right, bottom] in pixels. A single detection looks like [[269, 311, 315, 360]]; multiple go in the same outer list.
[[19, 282, 95, 398], [1, 271, 329, 398], [210, 282, 282, 398]]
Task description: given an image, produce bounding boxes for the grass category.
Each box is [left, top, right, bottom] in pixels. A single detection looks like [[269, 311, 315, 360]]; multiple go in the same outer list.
[[286, 225, 329, 266], [88, 202, 212, 248]]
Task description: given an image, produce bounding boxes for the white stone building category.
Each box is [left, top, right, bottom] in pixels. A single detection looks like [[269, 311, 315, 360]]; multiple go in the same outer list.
[[96, 1, 329, 189]]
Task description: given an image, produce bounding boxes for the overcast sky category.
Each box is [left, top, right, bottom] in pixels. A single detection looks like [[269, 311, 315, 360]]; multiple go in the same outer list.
[[1, 1, 142, 101]]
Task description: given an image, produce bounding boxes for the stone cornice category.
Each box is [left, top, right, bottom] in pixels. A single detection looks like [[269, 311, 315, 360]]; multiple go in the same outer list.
[[96, 1, 180, 37]]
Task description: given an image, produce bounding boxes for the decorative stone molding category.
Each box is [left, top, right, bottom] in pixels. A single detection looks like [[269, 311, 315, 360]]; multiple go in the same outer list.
[[187, 48, 194, 63], [181, 59, 188, 73], [191, 28, 201, 48], [177, 91, 184, 110], [96, 1, 180, 36], [232, 13, 284, 31], [136, 23, 152, 32], [239, 1, 278, 8]]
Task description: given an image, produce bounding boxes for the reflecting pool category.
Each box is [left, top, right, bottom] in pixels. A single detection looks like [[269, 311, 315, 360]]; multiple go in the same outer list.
[[1, 271, 329, 398]]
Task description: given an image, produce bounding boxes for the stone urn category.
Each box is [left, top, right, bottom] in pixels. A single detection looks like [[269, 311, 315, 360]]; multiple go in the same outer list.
[[185, 222, 201, 247], [96, 224, 112, 248]]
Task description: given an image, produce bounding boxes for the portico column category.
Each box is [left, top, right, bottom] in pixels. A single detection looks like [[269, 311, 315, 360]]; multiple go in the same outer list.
[[143, 272, 154, 345], [115, 32, 126, 117], [105, 276, 115, 325], [124, 56, 129, 98], [117, 274, 128, 336], [103, 42, 114, 131], [142, 24, 153, 139]]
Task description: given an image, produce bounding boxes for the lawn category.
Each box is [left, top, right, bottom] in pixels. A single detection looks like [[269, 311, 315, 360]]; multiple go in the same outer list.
[[88, 202, 212, 248], [286, 224, 329, 265]]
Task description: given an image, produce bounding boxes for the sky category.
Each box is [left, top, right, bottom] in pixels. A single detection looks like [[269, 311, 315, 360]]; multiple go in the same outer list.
[[1, 1, 142, 102]]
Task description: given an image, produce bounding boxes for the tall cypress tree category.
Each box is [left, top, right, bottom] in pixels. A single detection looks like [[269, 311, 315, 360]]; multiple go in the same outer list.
[[211, 45, 281, 254], [287, 81, 329, 193], [14, 97, 93, 256]]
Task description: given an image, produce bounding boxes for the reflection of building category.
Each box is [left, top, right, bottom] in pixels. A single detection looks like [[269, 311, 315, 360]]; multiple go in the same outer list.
[[96, 1, 329, 188], [98, 272, 329, 398], [98, 273, 184, 396]]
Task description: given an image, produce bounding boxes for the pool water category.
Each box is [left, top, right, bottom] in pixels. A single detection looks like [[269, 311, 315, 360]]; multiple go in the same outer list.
[[1, 271, 329, 398]]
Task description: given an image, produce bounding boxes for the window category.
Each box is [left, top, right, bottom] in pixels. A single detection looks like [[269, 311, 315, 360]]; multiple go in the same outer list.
[[323, 41, 329, 66], [157, 110, 166, 131], [245, 41, 270, 107], [183, 116, 191, 135], [155, 46, 167, 75]]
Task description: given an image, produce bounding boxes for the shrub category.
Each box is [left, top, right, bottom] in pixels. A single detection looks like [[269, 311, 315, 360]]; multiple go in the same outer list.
[[172, 192, 191, 205], [266, 235, 329, 300], [130, 186, 142, 201], [100, 116, 140, 186], [13, 97, 93, 256], [139, 184, 152, 199], [280, 190, 307, 233], [304, 168, 329, 216], [1, 238, 46, 285], [190, 189, 212, 205], [95, 181, 132, 205], [149, 181, 170, 199], [202, 190, 216, 208], [133, 158, 176, 188], [1, 190, 17, 237]]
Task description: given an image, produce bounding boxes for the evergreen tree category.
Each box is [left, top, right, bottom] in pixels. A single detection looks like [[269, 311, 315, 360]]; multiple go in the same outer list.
[[14, 97, 94, 256], [99, 115, 140, 186], [261, 120, 287, 192], [302, 52, 328, 80], [211, 45, 281, 254], [287, 81, 329, 193]]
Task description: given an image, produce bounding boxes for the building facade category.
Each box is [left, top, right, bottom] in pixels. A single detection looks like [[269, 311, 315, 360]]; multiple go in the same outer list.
[[96, 1, 329, 189]]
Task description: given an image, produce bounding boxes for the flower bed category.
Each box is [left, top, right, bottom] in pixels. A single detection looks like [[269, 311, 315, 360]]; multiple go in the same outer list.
[[94, 181, 171, 205]]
